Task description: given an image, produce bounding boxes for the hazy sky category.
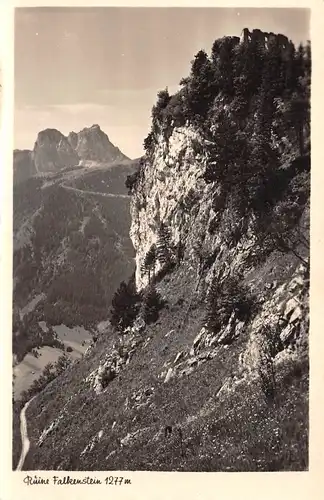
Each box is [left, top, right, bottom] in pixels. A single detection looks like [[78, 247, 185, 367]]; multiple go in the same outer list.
[[15, 7, 310, 158]]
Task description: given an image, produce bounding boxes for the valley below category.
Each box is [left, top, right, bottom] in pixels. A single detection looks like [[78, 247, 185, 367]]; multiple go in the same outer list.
[[13, 325, 93, 400], [12, 143, 138, 404]]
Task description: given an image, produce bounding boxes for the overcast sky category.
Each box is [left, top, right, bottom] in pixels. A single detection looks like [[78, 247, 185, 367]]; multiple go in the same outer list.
[[14, 7, 310, 158]]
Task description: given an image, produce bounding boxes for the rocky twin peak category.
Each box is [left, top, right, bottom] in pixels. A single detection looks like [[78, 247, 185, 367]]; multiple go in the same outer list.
[[14, 124, 129, 183]]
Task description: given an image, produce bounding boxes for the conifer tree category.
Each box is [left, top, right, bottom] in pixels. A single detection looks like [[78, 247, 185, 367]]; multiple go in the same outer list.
[[213, 37, 238, 97], [152, 88, 171, 126], [263, 37, 285, 98], [283, 91, 309, 156], [156, 222, 173, 266], [246, 87, 279, 212], [237, 37, 265, 100], [141, 244, 157, 283], [142, 284, 164, 325], [206, 276, 255, 334], [188, 50, 215, 119], [143, 131, 155, 154], [304, 41, 311, 79], [295, 43, 306, 83], [110, 277, 142, 332]]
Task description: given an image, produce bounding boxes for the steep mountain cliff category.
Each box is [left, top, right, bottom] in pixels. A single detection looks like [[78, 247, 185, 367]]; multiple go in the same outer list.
[[13, 29, 310, 472]]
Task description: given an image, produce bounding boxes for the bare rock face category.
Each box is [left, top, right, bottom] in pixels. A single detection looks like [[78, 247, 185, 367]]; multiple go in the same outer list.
[[33, 128, 79, 173], [68, 124, 129, 164], [130, 126, 206, 290], [13, 150, 37, 184]]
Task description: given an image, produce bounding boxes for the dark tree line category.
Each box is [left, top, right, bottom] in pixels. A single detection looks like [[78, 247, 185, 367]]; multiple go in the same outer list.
[[18, 354, 73, 405]]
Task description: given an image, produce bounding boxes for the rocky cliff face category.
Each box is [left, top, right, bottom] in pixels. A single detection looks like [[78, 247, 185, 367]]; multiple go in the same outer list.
[[130, 123, 309, 388], [130, 126, 207, 290]]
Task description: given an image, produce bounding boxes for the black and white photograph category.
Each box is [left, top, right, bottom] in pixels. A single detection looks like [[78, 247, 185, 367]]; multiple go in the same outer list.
[[11, 6, 310, 472]]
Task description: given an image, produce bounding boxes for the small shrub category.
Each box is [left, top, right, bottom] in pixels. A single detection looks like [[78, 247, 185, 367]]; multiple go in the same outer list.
[[153, 261, 176, 284], [201, 249, 219, 272], [163, 91, 188, 127], [176, 240, 185, 263], [208, 216, 220, 235], [255, 324, 283, 403]]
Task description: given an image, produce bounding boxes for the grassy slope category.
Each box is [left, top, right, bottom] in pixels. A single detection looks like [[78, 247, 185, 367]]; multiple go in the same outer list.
[[23, 240, 308, 471]]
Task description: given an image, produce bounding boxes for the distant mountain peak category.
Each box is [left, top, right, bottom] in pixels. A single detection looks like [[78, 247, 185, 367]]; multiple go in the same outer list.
[[14, 124, 130, 183]]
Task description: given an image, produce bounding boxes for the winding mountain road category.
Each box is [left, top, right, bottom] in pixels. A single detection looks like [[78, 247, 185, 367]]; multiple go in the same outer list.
[[61, 183, 130, 199], [16, 396, 36, 471]]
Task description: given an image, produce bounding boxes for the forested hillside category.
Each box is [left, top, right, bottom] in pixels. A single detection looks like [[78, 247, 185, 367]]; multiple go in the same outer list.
[[12, 162, 136, 390]]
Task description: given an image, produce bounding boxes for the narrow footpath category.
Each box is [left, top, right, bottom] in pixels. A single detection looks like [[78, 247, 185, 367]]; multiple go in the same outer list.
[[16, 396, 36, 471]]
